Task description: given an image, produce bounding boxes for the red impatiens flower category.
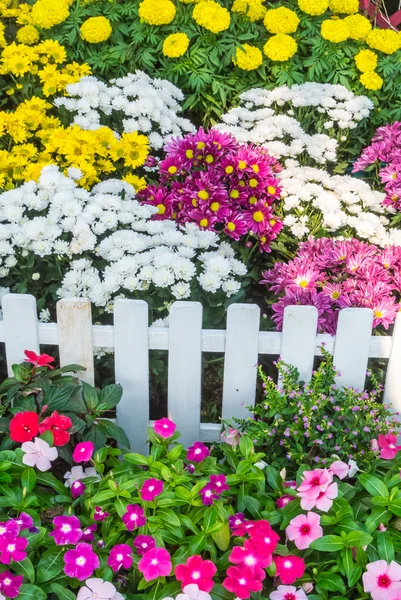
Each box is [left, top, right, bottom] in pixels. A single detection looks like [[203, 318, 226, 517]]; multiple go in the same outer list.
[[39, 411, 72, 446], [175, 555, 217, 592], [223, 565, 265, 599], [9, 412, 39, 443], [24, 350, 55, 369]]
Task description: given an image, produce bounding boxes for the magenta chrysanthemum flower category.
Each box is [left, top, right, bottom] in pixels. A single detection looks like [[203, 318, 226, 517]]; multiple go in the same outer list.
[[140, 479, 164, 502], [153, 418, 176, 439], [0, 571, 23, 598], [122, 504, 146, 531], [94, 507, 110, 522], [138, 548, 172, 581], [73, 442, 95, 463], [50, 515, 83, 546], [63, 543, 100, 581], [187, 442, 210, 463], [108, 544, 133, 572], [134, 535, 156, 556], [0, 533, 28, 564]]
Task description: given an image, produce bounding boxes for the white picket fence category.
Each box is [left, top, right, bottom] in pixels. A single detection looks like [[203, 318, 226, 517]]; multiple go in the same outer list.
[[1, 294, 401, 452]]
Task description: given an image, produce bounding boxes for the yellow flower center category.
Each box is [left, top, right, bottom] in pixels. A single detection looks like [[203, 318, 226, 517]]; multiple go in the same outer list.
[[253, 211, 264, 222], [270, 219, 276, 226], [227, 222, 236, 231], [198, 190, 209, 200], [197, 142, 206, 150], [210, 202, 220, 212], [332, 291, 340, 299], [168, 165, 177, 174], [230, 190, 239, 199], [374, 310, 383, 318], [156, 204, 166, 215], [205, 154, 214, 163], [199, 218, 209, 227], [238, 160, 247, 170], [186, 150, 194, 159], [252, 164, 259, 173], [299, 280, 308, 288], [267, 186, 276, 195], [225, 166, 234, 174], [249, 196, 257, 205], [249, 178, 258, 188], [192, 199, 198, 207]]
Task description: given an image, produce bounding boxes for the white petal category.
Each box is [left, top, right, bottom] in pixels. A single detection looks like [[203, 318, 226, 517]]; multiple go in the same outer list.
[[36, 456, 52, 472], [22, 453, 38, 467]]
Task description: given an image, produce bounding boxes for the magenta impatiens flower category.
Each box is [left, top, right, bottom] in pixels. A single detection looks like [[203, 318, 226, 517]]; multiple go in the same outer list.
[[286, 512, 323, 550], [297, 469, 338, 512], [274, 556, 306, 585], [50, 515, 83, 546], [0, 571, 23, 598], [229, 539, 272, 569], [71, 480, 86, 499], [187, 442, 210, 463], [269, 586, 308, 600], [223, 565, 265, 599], [64, 543, 100, 580], [199, 484, 219, 506], [73, 442, 95, 463], [228, 513, 245, 530], [0, 533, 28, 564], [122, 504, 146, 531], [140, 479, 164, 501], [153, 418, 176, 439], [134, 535, 156, 556], [138, 548, 172, 581], [94, 506, 110, 522], [175, 555, 217, 592], [108, 544, 133, 572], [378, 434, 401, 460], [209, 474, 229, 494], [363, 560, 401, 600], [82, 525, 97, 543], [276, 495, 295, 509]]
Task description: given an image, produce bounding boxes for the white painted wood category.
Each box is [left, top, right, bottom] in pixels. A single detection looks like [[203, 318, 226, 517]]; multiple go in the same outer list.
[[280, 305, 318, 383], [114, 300, 149, 453], [2, 294, 40, 376], [168, 302, 203, 447], [384, 312, 401, 414], [56, 298, 94, 384], [333, 308, 373, 390], [222, 304, 260, 421]]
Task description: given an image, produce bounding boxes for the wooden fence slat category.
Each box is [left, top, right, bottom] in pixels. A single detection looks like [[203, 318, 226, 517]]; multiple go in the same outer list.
[[222, 304, 260, 422], [168, 302, 203, 448], [56, 298, 94, 384], [280, 306, 318, 383], [333, 308, 373, 390], [114, 299, 149, 453], [384, 312, 401, 414], [2, 294, 39, 376]]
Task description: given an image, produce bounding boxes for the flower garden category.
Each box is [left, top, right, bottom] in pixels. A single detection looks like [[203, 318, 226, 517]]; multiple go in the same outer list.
[[2, 0, 401, 599]]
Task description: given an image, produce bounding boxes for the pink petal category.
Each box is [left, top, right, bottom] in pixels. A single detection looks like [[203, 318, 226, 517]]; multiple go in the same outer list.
[[286, 525, 299, 541], [388, 562, 401, 581]]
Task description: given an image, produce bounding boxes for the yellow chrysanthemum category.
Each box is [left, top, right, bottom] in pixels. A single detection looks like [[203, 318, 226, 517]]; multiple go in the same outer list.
[[233, 43, 263, 70], [264, 7, 299, 34], [138, 0, 176, 25], [0, 22, 6, 48], [343, 14, 372, 40], [298, 0, 328, 15], [192, 0, 230, 33], [367, 29, 400, 55], [321, 18, 350, 43], [232, 0, 266, 22], [123, 174, 147, 192], [329, 0, 359, 14], [360, 71, 383, 91], [162, 33, 190, 58], [117, 132, 149, 169], [264, 34, 297, 61], [36, 40, 67, 63], [31, 0, 69, 29], [80, 16, 112, 43], [16, 24, 40, 45], [354, 49, 378, 73]]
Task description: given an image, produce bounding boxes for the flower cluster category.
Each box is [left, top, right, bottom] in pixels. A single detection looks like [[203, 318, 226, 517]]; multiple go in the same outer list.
[[138, 127, 282, 252], [261, 237, 401, 333], [217, 83, 373, 164], [80, 16, 112, 44]]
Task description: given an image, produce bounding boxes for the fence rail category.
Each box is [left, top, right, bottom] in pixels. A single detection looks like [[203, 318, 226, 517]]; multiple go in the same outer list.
[[1, 294, 401, 452]]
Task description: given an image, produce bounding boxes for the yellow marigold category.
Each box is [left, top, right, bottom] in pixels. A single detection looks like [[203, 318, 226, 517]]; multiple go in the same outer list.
[[264, 34, 297, 62], [80, 17, 112, 43], [123, 173, 147, 191], [16, 4, 33, 26], [233, 43, 263, 70], [162, 33, 190, 58], [360, 71, 383, 91], [367, 29, 400, 55], [192, 1, 230, 33], [31, 0, 69, 29], [138, 0, 176, 25], [329, 0, 359, 13], [354, 48, 378, 73], [298, 0, 328, 15], [232, 0, 266, 22], [16, 25, 40, 45], [321, 19, 350, 43], [264, 7, 299, 34], [343, 14, 372, 40]]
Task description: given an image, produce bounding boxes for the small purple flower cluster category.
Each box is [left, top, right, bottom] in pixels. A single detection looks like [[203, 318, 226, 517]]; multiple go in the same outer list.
[[138, 128, 283, 252], [353, 122, 401, 211], [261, 237, 401, 334]]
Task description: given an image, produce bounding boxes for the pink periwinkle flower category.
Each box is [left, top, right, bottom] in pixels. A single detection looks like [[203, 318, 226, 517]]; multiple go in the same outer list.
[[153, 418, 176, 439], [122, 504, 146, 531], [362, 560, 401, 600], [228, 513, 245, 530], [134, 535, 156, 556], [0, 533, 28, 564], [247, 520, 280, 555], [71, 480, 86, 499], [378, 434, 401, 460], [297, 469, 338, 512], [274, 556, 306, 585], [50, 515, 83, 546], [223, 565, 265, 599], [21, 437, 58, 472], [371, 438, 380, 452], [138, 548, 172, 581], [64, 543, 100, 581], [221, 428, 240, 447], [141, 478, 164, 501], [276, 495, 295, 509], [108, 544, 133, 572], [73, 442, 95, 463], [187, 442, 210, 463], [229, 539, 272, 569], [94, 506, 110, 522], [77, 578, 123, 600], [0, 523, 19, 538], [286, 512, 323, 550], [199, 484, 219, 506], [269, 585, 308, 600], [11, 513, 34, 533], [0, 572, 23, 598], [209, 474, 229, 494], [175, 555, 217, 592], [329, 460, 349, 480]]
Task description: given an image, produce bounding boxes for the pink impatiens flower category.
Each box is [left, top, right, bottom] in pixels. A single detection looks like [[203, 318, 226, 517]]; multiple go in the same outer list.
[[0, 534, 28, 564], [138, 548, 172, 581], [21, 437, 58, 472], [223, 565, 265, 599], [269, 585, 308, 600], [122, 504, 146, 530], [77, 578, 123, 600], [134, 535, 156, 556], [286, 512, 323, 550], [140, 479, 164, 501], [108, 544, 133, 572], [187, 442, 210, 463], [154, 418, 176, 439], [274, 556, 306, 585], [64, 543, 100, 580], [73, 442, 95, 463], [363, 560, 401, 600], [378, 434, 401, 460], [297, 469, 338, 512], [175, 555, 217, 592], [50, 515, 83, 546]]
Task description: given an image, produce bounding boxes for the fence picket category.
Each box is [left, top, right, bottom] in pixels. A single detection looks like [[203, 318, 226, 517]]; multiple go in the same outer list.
[[222, 304, 260, 422], [168, 302, 203, 447], [384, 312, 401, 414], [333, 308, 373, 390], [2, 294, 39, 376], [280, 305, 318, 383], [114, 300, 149, 453], [56, 298, 94, 384]]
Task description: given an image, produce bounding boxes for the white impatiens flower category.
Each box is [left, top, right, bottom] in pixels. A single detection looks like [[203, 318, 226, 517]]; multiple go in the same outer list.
[[54, 71, 195, 151], [217, 83, 373, 164], [77, 578, 123, 600], [64, 466, 99, 488], [21, 438, 58, 472]]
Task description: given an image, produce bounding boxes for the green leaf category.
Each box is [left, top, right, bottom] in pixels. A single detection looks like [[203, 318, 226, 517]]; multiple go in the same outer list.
[[97, 419, 130, 448], [82, 381, 99, 411], [36, 546, 65, 583], [359, 474, 389, 499], [345, 531, 373, 548], [98, 384, 123, 409], [51, 583, 77, 600], [43, 385, 79, 413], [21, 468, 36, 493], [310, 535, 344, 552], [18, 585, 46, 600], [317, 572, 346, 593], [265, 464, 282, 491], [377, 531, 395, 562], [388, 498, 401, 516], [365, 508, 391, 533], [211, 523, 230, 551], [13, 558, 35, 583], [124, 453, 149, 466], [239, 435, 253, 458], [36, 472, 67, 495]]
